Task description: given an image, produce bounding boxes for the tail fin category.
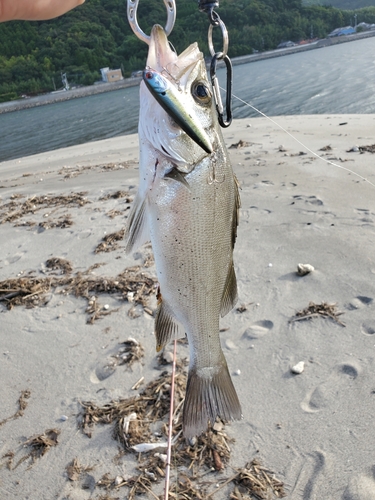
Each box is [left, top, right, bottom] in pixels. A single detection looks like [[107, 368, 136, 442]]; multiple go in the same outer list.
[[183, 357, 242, 439]]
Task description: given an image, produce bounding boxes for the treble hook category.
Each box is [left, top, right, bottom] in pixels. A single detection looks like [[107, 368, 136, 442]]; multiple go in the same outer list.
[[127, 0, 176, 45]]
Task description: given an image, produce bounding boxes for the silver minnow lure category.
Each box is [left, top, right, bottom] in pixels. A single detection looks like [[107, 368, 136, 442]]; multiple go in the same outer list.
[[125, 24, 242, 439], [143, 68, 212, 155]]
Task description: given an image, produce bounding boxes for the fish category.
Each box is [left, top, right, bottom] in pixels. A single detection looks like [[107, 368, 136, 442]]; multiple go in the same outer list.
[[125, 24, 242, 439]]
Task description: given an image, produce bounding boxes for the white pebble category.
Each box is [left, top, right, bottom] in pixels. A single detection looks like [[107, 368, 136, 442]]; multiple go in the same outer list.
[[297, 263, 314, 276], [60, 415, 68, 421], [291, 361, 305, 374], [103, 304, 109, 310], [154, 452, 167, 463], [268, 263, 273, 267], [225, 339, 237, 350], [114, 476, 124, 486], [234, 369, 241, 376]]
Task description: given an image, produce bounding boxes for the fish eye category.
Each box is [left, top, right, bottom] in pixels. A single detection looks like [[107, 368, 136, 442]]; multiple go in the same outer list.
[[192, 82, 211, 105]]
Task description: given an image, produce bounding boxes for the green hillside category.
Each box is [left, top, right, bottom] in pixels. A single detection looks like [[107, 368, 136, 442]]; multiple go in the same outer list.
[[1, 0, 375, 100], [304, 0, 375, 8]]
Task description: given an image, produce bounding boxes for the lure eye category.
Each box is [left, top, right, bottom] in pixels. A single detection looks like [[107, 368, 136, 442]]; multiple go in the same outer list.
[[192, 82, 211, 105], [145, 71, 153, 80]]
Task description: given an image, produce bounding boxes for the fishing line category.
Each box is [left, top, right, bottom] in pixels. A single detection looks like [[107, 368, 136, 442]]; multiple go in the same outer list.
[[226, 90, 375, 189]]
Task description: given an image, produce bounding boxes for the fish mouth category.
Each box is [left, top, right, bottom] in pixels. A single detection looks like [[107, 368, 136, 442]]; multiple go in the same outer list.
[[146, 24, 177, 74], [145, 25, 212, 155]]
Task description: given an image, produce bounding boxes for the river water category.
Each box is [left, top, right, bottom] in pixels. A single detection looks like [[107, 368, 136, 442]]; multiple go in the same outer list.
[[1, 36, 374, 163]]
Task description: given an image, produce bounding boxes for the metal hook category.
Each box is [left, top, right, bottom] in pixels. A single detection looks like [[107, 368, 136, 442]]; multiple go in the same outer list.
[[127, 0, 176, 45]]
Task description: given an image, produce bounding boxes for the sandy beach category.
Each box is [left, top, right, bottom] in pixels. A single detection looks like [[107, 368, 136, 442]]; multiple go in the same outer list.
[[1, 114, 375, 500]]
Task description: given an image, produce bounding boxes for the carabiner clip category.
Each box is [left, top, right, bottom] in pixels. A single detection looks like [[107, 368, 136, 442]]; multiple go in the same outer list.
[[127, 0, 176, 45], [210, 54, 232, 128]]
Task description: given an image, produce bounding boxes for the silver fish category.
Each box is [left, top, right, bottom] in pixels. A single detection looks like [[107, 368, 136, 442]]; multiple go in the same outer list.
[[125, 24, 242, 438]]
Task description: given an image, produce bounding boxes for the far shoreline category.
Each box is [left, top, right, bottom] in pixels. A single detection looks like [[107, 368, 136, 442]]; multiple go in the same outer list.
[[1, 29, 374, 115]]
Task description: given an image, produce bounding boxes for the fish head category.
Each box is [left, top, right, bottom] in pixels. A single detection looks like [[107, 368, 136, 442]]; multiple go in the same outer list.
[[140, 24, 218, 172]]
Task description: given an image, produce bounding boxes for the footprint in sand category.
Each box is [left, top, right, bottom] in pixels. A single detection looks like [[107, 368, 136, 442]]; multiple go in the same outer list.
[[346, 296, 374, 311], [343, 473, 375, 500], [290, 450, 331, 499], [90, 360, 116, 384], [361, 321, 375, 336], [292, 194, 324, 206], [242, 320, 274, 340], [301, 362, 361, 413]]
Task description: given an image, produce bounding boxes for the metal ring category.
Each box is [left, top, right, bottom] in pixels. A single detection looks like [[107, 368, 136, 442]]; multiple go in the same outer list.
[[127, 0, 176, 45], [208, 18, 229, 59]]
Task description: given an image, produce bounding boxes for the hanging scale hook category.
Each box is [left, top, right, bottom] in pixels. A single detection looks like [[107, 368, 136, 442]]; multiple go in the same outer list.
[[127, 0, 176, 45]]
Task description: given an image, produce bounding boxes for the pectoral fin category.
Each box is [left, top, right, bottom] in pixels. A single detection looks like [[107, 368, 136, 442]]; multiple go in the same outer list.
[[155, 298, 184, 352], [220, 259, 238, 317], [164, 166, 190, 190], [124, 194, 149, 253]]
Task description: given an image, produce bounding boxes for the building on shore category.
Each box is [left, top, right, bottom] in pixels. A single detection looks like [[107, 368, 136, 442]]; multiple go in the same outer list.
[[100, 68, 123, 83]]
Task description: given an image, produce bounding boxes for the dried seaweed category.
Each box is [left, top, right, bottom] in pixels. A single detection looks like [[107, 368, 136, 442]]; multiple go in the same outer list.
[[80, 369, 187, 446], [38, 214, 73, 229], [58, 162, 133, 179], [229, 460, 286, 499], [0, 451, 15, 470], [46, 257, 73, 274], [99, 191, 132, 201], [95, 229, 125, 253], [0, 192, 89, 224], [66, 457, 95, 481], [111, 339, 145, 368], [229, 140, 250, 149], [0, 389, 30, 427], [0, 263, 157, 322], [15, 429, 60, 468], [290, 301, 345, 326], [347, 144, 375, 154]]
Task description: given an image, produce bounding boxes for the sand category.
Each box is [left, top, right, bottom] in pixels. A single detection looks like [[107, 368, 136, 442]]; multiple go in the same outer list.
[[0, 114, 375, 500]]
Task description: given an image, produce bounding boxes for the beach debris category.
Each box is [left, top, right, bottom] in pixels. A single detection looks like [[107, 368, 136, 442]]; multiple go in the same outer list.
[[95, 228, 125, 253], [99, 190, 132, 202], [66, 457, 94, 481], [46, 257, 73, 274], [319, 145, 332, 151], [0, 263, 157, 323], [290, 301, 345, 326], [38, 214, 74, 230], [0, 389, 30, 427], [58, 161, 134, 180], [297, 263, 314, 276], [229, 139, 250, 149], [347, 144, 375, 153], [78, 363, 286, 498], [339, 122, 348, 126], [278, 145, 287, 152], [291, 361, 305, 374], [15, 429, 60, 469], [358, 144, 375, 153], [0, 451, 15, 470], [228, 459, 286, 499], [112, 338, 144, 368], [236, 302, 253, 313], [0, 192, 89, 225]]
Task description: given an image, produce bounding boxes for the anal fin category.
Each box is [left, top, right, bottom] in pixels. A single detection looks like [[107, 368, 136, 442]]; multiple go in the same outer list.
[[220, 259, 238, 317], [155, 298, 184, 352]]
